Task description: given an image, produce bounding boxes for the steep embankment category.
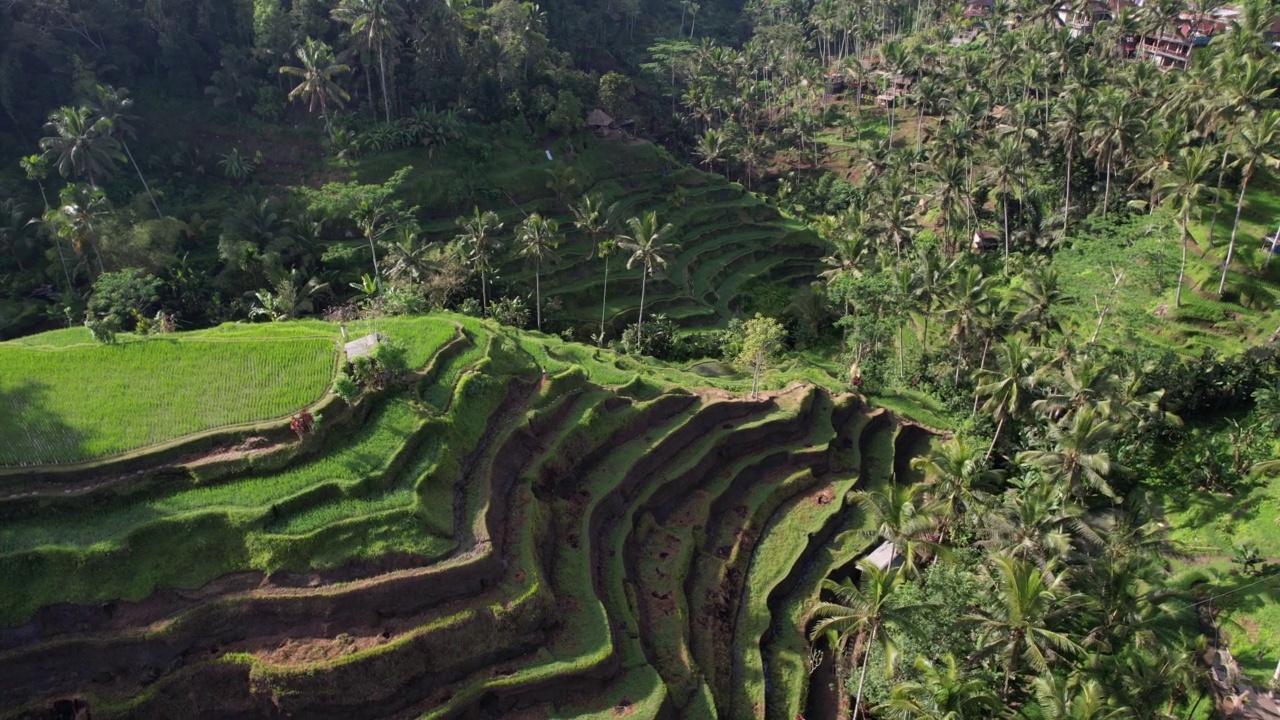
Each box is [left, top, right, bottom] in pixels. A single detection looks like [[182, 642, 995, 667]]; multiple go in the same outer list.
[[0, 318, 926, 719]]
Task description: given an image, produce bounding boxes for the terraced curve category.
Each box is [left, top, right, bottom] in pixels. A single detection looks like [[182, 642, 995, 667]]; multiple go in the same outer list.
[[0, 319, 926, 719]]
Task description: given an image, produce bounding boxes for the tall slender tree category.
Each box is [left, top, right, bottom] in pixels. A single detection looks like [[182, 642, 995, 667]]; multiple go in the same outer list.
[[332, 0, 403, 123], [1158, 146, 1218, 308], [456, 207, 503, 316], [39, 106, 121, 187], [89, 85, 161, 217], [516, 213, 560, 332], [1219, 109, 1280, 295], [618, 211, 676, 345]]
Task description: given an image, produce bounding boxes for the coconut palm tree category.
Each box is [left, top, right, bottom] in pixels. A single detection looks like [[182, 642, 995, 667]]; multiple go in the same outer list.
[[942, 264, 995, 384], [1018, 405, 1122, 501], [1085, 87, 1142, 217], [1033, 673, 1131, 719], [456, 207, 503, 316], [617, 211, 676, 345], [280, 38, 351, 134], [89, 85, 161, 217], [976, 337, 1040, 460], [516, 213, 560, 332], [39, 106, 121, 187], [876, 654, 1003, 720], [1219, 109, 1280, 295], [1015, 265, 1066, 344], [694, 128, 727, 172], [597, 238, 617, 346], [1050, 89, 1089, 233], [1202, 54, 1274, 248], [1158, 146, 1218, 308], [332, 0, 403, 122], [849, 483, 945, 578], [911, 437, 1000, 540], [571, 193, 611, 260], [979, 479, 1096, 567], [809, 561, 915, 720], [969, 555, 1084, 699], [986, 136, 1024, 270]]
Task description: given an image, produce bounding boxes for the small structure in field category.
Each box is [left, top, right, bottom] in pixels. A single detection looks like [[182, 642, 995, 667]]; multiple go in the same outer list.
[[344, 333, 381, 361], [586, 108, 616, 137], [971, 230, 999, 253], [864, 541, 904, 572]]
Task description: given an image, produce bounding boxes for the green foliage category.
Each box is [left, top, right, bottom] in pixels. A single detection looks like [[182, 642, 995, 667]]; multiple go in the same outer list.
[[334, 372, 359, 403], [545, 90, 584, 135]]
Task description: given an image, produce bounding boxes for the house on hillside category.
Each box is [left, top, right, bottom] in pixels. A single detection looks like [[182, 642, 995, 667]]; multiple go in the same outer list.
[[972, 229, 999, 253], [1057, 0, 1112, 36], [586, 108, 616, 137], [875, 74, 913, 108]]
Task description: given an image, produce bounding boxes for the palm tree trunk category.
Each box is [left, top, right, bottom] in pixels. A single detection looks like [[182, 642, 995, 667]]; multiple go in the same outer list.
[[535, 261, 542, 331], [1266, 219, 1280, 269], [1177, 211, 1189, 308], [367, 234, 380, 281], [1207, 145, 1230, 248], [638, 270, 647, 345], [1103, 151, 1112, 217], [1064, 140, 1074, 234], [378, 40, 391, 123], [600, 258, 610, 346], [851, 626, 878, 720], [481, 269, 489, 318], [1219, 173, 1251, 296], [123, 141, 162, 217], [1003, 194, 1010, 273], [752, 354, 762, 398], [987, 415, 1005, 460]]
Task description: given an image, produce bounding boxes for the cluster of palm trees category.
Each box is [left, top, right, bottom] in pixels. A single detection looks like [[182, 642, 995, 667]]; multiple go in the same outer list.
[[671, 0, 1279, 310], [813, 386, 1200, 716], [454, 195, 677, 344]]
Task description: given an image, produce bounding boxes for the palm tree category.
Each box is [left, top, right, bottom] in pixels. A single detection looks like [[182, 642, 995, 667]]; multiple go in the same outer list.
[[986, 136, 1024, 270], [617, 211, 676, 345], [280, 38, 351, 134], [1015, 265, 1066, 344], [1017, 406, 1122, 501], [89, 85, 161, 217], [39, 106, 121, 187], [1219, 109, 1280, 295], [1202, 55, 1274, 248], [1158, 146, 1218, 308], [976, 337, 1039, 460], [979, 480, 1096, 567], [1033, 673, 1131, 719], [876, 654, 1003, 720], [1085, 88, 1141, 217], [809, 561, 914, 720], [942, 264, 994, 384], [849, 483, 944, 578], [911, 437, 1000, 540], [456, 207, 503, 316], [1050, 89, 1089, 232], [571, 193, 611, 260], [516, 213, 560, 332], [332, 0, 403, 123], [694, 128, 727, 172], [928, 155, 970, 256], [969, 555, 1083, 698], [597, 238, 617, 346]]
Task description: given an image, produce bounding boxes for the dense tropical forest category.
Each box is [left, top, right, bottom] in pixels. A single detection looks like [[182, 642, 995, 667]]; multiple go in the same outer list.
[[5, 0, 1280, 717]]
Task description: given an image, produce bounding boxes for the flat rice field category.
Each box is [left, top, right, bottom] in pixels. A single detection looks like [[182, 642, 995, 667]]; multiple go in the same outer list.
[[0, 330, 339, 467]]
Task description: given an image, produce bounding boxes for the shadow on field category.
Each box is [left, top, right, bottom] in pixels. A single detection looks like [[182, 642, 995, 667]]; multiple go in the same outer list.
[[0, 380, 90, 468]]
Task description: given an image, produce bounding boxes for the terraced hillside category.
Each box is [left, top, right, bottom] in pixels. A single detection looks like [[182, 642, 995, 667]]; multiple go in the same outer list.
[[0, 315, 928, 719], [380, 135, 823, 333]]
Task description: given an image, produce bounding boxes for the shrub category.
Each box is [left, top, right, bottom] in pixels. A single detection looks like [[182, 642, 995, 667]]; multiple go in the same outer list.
[[334, 373, 359, 403], [88, 268, 161, 331]]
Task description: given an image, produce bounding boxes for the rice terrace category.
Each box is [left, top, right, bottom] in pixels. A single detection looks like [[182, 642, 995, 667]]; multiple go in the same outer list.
[[9, 0, 1280, 717]]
